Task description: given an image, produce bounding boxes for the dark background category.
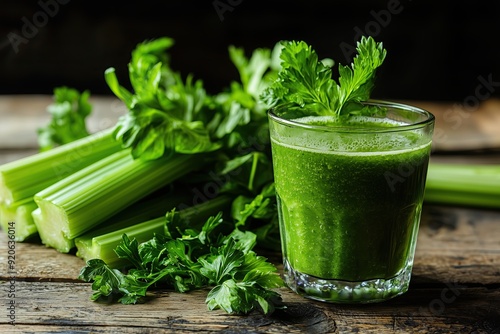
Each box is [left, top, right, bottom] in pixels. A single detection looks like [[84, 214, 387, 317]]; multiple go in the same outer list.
[[1, 0, 500, 102]]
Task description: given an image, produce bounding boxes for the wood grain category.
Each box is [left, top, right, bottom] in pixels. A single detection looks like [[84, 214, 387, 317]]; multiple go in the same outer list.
[[2, 96, 500, 152], [1, 96, 500, 332], [0, 205, 499, 333], [408, 99, 500, 152], [0, 281, 498, 333], [0, 95, 123, 150], [0, 95, 123, 165]]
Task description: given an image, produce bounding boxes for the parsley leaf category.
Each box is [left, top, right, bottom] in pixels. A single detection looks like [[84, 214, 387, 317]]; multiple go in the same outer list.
[[211, 45, 279, 152], [261, 40, 337, 115], [78, 258, 128, 302], [261, 36, 387, 118], [79, 212, 284, 315], [200, 237, 284, 315], [229, 182, 280, 251], [337, 36, 387, 116], [206, 278, 282, 315]]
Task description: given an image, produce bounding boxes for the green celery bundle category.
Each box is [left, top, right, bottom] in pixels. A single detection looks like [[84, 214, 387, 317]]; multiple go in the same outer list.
[[0, 128, 122, 240], [32, 150, 204, 252]]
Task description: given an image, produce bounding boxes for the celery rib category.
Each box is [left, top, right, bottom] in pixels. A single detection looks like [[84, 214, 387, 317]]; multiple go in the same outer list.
[[424, 188, 500, 208], [33, 151, 206, 253], [74, 191, 191, 267], [75, 195, 232, 268], [424, 162, 500, 209], [0, 128, 122, 205], [78, 217, 166, 268], [0, 198, 38, 241]]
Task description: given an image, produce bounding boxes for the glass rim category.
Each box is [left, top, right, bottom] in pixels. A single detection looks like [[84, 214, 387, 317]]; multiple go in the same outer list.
[[268, 99, 435, 134]]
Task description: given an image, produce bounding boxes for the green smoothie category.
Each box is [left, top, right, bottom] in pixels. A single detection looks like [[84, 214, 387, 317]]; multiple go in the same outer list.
[[270, 115, 431, 282]]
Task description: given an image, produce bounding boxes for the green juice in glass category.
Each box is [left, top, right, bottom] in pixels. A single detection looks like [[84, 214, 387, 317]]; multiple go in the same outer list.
[[269, 101, 434, 303]]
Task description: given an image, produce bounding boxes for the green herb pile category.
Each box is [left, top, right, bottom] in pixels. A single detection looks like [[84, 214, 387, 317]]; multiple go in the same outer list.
[[80, 212, 283, 314], [1, 36, 284, 315]]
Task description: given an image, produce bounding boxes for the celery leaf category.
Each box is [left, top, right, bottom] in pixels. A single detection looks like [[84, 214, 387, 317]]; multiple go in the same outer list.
[[106, 37, 279, 161], [37, 86, 92, 151]]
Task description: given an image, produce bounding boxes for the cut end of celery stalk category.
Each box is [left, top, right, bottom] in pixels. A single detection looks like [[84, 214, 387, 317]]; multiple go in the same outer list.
[[32, 207, 74, 253], [74, 237, 96, 262], [0, 199, 38, 242], [0, 173, 14, 206], [35, 151, 203, 253], [76, 217, 166, 268]]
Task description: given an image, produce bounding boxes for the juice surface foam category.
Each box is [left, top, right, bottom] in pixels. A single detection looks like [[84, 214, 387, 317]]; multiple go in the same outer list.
[[273, 115, 429, 153], [294, 115, 405, 128], [270, 137, 431, 156]]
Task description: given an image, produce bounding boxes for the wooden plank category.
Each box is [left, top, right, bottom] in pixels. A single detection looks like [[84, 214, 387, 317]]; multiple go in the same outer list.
[[412, 205, 500, 285], [2, 96, 500, 153], [0, 281, 498, 333], [0, 204, 498, 333], [407, 98, 500, 152], [0, 149, 37, 165], [419, 205, 500, 249], [1, 205, 498, 284], [0, 95, 123, 149], [0, 235, 84, 282]]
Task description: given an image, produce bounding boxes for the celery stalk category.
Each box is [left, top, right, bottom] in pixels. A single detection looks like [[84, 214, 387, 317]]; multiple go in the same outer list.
[[0, 198, 38, 241], [0, 128, 122, 206], [84, 189, 193, 236], [164, 195, 233, 237], [74, 190, 191, 266], [424, 188, 499, 208], [424, 162, 500, 208], [33, 150, 205, 253], [76, 195, 232, 268], [77, 217, 167, 268]]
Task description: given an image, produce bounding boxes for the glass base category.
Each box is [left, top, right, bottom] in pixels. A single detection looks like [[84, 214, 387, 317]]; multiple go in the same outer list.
[[283, 259, 413, 304]]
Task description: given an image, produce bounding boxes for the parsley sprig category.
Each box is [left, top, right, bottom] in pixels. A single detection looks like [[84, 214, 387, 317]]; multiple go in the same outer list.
[[261, 36, 387, 118], [79, 212, 284, 315]]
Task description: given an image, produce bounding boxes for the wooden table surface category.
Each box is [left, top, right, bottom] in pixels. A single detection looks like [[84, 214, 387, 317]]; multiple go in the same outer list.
[[1, 96, 499, 333]]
